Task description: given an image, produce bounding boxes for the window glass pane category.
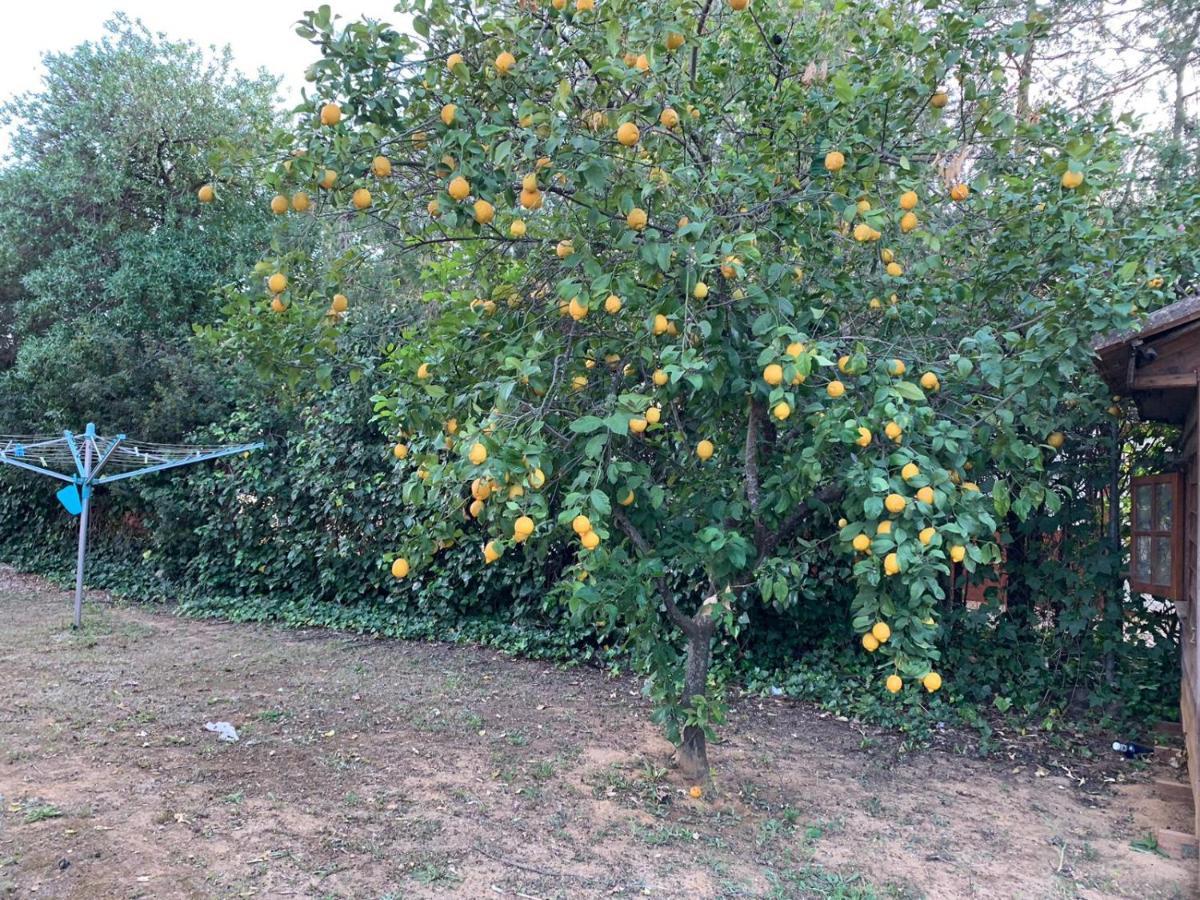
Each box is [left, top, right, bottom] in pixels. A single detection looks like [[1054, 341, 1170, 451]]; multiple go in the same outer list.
[[1135, 535, 1152, 580], [1135, 485, 1153, 530], [1153, 536, 1172, 586], [1156, 482, 1173, 531]]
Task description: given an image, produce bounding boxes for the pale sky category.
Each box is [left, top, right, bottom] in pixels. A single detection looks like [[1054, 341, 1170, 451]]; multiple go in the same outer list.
[[0, 1, 1184, 154], [0, 1, 405, 152]]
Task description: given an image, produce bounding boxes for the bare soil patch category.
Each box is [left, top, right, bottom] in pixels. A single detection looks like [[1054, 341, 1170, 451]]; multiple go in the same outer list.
[[0, 567, 1192, 898]]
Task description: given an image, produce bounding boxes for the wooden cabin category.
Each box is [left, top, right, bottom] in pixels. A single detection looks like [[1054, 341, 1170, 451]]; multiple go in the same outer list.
[[1095, 294, 1200, 873]]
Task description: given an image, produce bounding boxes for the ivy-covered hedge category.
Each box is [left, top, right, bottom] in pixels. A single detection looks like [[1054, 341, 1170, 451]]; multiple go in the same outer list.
[[0, 380, 1180, 742]]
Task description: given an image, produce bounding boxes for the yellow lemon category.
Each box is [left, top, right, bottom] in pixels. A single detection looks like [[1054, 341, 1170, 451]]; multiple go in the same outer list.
[[391, 557, 410, 579], [922, 672, 942, 693], [884, 493, 906, 514], [886, 674, 903, 693], [827, 380, 845, 398], [616, 122, 640, 146], [872, 622, 891, 643], [495, 51, 516, 75], [696, 439, 714, 461], [513, 515, 535, 541], [319, 102, 342, 126]]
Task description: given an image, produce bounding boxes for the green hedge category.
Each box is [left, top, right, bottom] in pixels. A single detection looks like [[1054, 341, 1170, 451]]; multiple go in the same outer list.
[[0, 385, 1180, 743]]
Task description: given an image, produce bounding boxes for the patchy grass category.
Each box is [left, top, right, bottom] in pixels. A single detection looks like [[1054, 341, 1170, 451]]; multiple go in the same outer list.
[[0, 567, 1192, 899]]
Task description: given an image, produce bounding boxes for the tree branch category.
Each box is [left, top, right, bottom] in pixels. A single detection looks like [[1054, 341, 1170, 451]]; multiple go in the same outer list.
[[755, 483, 844, 566], [612, 506, 696, 635], [744, 396, 767, 553]]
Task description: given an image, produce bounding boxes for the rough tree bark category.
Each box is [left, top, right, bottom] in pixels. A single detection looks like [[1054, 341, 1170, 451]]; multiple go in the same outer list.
[[676, 614, 717, 781]]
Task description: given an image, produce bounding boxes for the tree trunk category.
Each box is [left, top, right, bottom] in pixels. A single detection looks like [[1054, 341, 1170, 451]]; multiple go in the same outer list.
[[676, 618, 715, 782]]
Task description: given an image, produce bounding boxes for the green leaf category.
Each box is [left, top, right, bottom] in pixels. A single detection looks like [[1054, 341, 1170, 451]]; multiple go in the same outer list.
[[570, 416, 606, 434]]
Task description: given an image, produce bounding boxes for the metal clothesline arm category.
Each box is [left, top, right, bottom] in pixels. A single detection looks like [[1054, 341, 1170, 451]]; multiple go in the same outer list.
[[0, 453, 77, 484], [63, 429, 86, 479], [89, 434, 126, 482], [92, 442, 264, 486]]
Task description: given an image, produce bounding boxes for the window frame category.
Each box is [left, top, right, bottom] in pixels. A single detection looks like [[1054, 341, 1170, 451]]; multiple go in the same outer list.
[[1129, 471, 1184, 600]]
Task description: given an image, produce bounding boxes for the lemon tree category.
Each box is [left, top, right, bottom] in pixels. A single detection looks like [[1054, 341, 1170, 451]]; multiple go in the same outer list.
[[230, 0, 1161, 778]]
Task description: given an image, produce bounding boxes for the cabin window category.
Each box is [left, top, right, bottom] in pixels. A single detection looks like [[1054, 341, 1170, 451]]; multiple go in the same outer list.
[[1129, 472, 1183, 599]]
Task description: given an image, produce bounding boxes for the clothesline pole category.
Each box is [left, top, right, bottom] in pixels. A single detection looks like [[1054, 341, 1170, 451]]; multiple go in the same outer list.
[[72, 423, 95, 629]]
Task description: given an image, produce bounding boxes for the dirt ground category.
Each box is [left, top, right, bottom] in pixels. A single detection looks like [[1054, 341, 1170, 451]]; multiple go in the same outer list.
[[0, 567, 1194, 899]]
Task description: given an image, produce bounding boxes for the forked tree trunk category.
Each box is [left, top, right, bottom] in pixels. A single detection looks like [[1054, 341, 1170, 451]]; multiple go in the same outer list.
[[676, 617, 715, 782]]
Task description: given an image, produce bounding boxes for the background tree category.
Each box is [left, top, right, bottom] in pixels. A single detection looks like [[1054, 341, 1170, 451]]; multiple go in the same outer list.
[[0, 15, 278, 439]]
